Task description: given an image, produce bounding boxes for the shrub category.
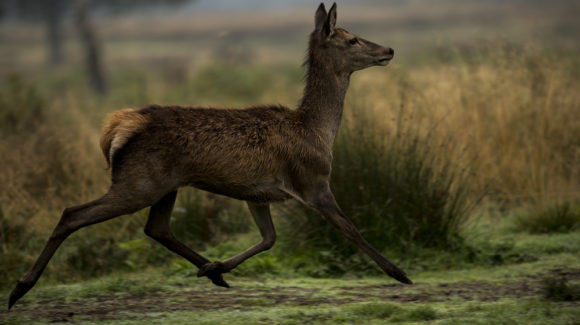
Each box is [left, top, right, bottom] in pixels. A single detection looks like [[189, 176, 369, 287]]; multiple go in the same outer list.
[[514, 202, 580, 234], [0, 76, 49, 288], [192, 63, 272, 102], [0, 202, 36, 288], [276, 103, 477, 275], [172, 189, 251, 247], [0, 75, 45, 136]]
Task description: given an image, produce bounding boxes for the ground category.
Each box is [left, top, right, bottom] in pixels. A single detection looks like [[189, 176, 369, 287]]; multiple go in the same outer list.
[[1, 236, 579, 325]]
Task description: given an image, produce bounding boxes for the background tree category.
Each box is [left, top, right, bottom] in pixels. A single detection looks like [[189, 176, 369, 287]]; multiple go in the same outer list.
[[0, 0, 195, 94], [74, 0, 106, 95]]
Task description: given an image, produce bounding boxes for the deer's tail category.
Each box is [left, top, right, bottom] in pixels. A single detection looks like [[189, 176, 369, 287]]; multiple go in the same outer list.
[[100, 108, 149, 169]]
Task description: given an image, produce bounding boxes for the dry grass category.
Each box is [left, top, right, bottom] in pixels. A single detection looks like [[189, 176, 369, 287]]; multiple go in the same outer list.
[[348, 46, 580, 205], [0, 43, 578, 261]]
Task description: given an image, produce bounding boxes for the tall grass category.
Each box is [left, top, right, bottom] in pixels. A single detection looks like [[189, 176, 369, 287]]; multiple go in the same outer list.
[[0, 42, 578, 284], [514, 202, 580, 234], [422, 46, 579, 205], [350, 44, 580, 209], [275, 97, 477, 276], [273, 45, 580, 274]]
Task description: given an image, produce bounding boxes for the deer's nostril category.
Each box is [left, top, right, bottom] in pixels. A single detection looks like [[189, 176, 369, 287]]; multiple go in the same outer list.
[[388, 48, 394, 56]]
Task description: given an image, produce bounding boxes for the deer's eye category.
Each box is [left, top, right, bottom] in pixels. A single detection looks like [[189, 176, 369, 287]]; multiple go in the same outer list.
[[349, 38, 358, 45]]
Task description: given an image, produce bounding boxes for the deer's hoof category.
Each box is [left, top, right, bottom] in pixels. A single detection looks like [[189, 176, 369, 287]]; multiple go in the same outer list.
[[197, 262, 230, 288], [8, 280, 34, 310], [209, 274, 230, 288], [395, 273, 413, 285], [388, 268, 413, 285]]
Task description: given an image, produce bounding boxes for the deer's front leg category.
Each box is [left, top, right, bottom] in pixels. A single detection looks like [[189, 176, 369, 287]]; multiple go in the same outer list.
[[303, 184, 413, 285], [197, 202, 275, 279]]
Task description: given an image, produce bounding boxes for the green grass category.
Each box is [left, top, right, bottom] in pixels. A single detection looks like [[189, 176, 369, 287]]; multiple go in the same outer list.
[[514, 202, 580, 234], [2, 229, 578, 325], [541, 276, 580, 302]]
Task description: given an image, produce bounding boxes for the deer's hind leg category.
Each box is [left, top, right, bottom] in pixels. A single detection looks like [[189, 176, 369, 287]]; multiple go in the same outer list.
[[8, 183, 165, 310], [144, 190, 229, 288], [197, 202, 275, 280]]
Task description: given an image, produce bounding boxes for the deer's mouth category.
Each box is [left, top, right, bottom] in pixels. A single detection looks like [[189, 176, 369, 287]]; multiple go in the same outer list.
[[378, 57, 392, 65]]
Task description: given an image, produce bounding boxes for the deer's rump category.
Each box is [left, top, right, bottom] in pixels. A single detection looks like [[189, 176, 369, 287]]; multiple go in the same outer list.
[[103, 105, 300, 202]]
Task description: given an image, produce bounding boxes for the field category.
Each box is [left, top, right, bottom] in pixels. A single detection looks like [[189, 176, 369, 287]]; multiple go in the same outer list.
[[0, 0, 579, 324], [1, 228, 579, 324]]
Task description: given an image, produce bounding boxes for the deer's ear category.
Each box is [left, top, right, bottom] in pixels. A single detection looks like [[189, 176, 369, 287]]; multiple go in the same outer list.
[[321, 2, 337, 40], [314, 3, 327, 31]]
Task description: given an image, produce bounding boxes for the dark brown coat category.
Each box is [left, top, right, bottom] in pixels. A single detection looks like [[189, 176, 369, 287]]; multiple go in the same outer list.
[[102, 104, 331, 203], [9, 3, 410, 310]]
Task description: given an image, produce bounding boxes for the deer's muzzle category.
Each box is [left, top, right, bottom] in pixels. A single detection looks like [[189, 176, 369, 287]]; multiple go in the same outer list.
[[378, 47, 394, 66]]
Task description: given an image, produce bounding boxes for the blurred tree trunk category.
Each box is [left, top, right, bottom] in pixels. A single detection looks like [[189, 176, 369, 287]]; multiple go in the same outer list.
[[44, 0, 65, 65], [74, 0, 107, 95]]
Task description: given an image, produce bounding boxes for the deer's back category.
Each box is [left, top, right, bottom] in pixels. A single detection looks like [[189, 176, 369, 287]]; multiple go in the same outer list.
[[109, 105, 331, 202]]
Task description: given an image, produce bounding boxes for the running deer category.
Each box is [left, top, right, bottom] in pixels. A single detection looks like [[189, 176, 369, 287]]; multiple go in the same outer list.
[[8, 2, 412, 310]]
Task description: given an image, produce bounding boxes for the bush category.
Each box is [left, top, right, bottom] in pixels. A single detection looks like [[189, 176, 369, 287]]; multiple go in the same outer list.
[[0, 202, 37, 288], [0, 75, 45, 136], [514, 202, 580, 234], [0, 76, 49, 288], [172, 189, 251, 247], [276, 104, 477, 275]]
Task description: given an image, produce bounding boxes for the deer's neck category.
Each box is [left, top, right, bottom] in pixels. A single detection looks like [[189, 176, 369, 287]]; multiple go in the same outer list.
[[298, 57, 350, 147]]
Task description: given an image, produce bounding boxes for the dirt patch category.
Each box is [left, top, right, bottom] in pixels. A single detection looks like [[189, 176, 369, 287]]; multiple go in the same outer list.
[[1, 285, 354, 323], [2, 268, 579, 323], [338, 278, 547, 302]]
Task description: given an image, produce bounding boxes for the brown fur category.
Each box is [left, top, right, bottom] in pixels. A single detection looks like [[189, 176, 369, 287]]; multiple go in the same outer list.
[[100, 108, 150, 168], [9, 3, 410, 311], [105, 104, 330, 203]]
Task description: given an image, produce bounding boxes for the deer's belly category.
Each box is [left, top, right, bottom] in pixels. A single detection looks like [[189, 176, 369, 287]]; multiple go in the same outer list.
[[187, 178, 291, 203]]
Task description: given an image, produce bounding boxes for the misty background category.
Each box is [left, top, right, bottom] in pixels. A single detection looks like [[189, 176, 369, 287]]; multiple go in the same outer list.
[[1, 0, 578, 88]]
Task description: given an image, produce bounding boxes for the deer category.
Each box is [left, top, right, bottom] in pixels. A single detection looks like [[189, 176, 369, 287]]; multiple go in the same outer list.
[[8, 2, 412, 310]]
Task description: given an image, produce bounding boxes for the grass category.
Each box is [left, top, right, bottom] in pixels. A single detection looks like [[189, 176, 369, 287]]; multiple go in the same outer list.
[[1, 42, 579, 287], [273, 105, 477, 274], [514, 202, 580, 234], [541, 275, 580, 302], [1, 228, 578, 324]]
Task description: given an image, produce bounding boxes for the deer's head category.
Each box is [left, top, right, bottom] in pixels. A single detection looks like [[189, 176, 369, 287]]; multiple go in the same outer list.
[[310, 3, 394, 74]]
